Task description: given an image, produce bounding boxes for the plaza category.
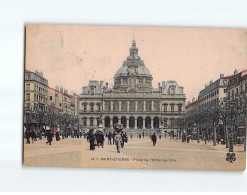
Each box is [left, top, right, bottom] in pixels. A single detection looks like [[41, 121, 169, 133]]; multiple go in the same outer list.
[[24, 135, 246, 171]]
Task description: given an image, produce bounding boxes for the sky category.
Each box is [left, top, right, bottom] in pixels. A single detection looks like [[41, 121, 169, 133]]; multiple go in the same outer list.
[[25, 25, 247, 101]]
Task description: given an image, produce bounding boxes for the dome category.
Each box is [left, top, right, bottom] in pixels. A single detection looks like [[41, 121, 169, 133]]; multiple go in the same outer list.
[[114, 60, 152, 78]]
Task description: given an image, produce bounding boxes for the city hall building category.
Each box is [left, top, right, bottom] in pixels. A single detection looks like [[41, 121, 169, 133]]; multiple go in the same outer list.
[[79, 40, 186, 131]]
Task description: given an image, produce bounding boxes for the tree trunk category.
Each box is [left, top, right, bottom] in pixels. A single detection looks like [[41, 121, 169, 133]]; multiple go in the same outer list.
[[225, 124, 229, 148], [213, 121, 217, 146], [197, 126, 200, 143]]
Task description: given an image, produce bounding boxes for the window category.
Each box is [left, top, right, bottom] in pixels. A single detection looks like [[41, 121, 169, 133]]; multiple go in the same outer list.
[[26, 93, 30, 101], [113, 102, 119, 111], [224, 89, 226, 93], [83, 104, 87, 111], [50, 96, 52, 100], [170, 118, 175, 126], [90, 118, 94, 126], [154, 102, 160, 111], [146, 101, 151, 111], [90, 104, 94, 111], [170, 104, 175, 112], [121, 101, 127, 111], [163, 104, 168, 112], [129, 101, 135, 111], [163, 118, 168, 127], [97, 104, 101, 111], [169, 86, 175, 94], [34, 94, 36, 101], [178, 104, 182, 112], [105, 101, 111, 111], [26, 84, 30, 91], [83, 118, 87, 126], [137, 101, 144, 111], [138, 78, 143, 84]]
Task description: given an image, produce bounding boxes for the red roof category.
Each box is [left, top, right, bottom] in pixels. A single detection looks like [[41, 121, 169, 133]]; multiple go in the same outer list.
[[185, 100, 198, 109], [47, 104, 62, 112], [25, 70, 32, 73], [48, 86, 79, 100], [222, 75, 234, 79]]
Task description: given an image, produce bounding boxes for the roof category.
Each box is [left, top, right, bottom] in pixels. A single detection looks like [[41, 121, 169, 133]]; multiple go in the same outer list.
[[222, 75, 234, 79], [115, 62, 152, 77], [25, 70, 32, 73], [185, 100, 198, 109], [48, 87, 79, 100], [47, 104, 62, 112]]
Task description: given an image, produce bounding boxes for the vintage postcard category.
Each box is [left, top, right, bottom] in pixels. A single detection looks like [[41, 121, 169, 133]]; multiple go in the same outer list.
[[23, 24, 246, 171]]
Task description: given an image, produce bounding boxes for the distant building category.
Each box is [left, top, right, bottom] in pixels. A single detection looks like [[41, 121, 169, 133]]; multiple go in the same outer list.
[[226, 69, 247, 101], [47, 86, 80, 116], [197, 73, 232, 110], [79, 40, 186, 131]]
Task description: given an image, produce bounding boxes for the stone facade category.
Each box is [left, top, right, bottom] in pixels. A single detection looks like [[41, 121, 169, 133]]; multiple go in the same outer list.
[[79, 40, 186, 131]]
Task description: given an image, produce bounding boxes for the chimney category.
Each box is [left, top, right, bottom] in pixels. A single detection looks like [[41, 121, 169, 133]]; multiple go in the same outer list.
[[220, 74, 224, 78], [55, 86, 59, 91], [60, 86, 64, 93], [158, 82, 161, 89], [106, 82, 108, 89], [210, 80, 213, 85], [234, 69, 238, 75], [64, 89, 68, 94], [192, 97, 195, 102], [100, 81, 103, 88]]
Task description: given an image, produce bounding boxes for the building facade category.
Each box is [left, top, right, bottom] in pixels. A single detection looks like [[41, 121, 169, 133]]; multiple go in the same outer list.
[[47, 86, 80, 116], [79, 40, 186, 131], [24, 70, 48, 112]]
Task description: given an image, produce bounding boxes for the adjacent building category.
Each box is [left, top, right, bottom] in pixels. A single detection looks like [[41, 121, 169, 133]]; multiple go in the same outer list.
[[24, 70, 48, 112]]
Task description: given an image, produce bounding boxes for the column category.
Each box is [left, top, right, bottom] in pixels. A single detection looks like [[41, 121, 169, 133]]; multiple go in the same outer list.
[[151, 118, 153, 129], [126, 118, 129, 129], [110, 118, 113, 129], [93, 118, 97, 127], [134, 118, 137, 129], [143, 117, 145, 129], [102, 118, 105, 128], [86, 118, 90, 127]]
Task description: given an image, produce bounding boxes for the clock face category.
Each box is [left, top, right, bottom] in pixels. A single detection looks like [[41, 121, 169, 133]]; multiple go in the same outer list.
[[128, 67, 136, 75]]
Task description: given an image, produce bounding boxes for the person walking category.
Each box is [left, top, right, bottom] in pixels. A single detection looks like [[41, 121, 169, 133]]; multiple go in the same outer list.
[[115, 132, 122, 153], [142, 132, 144, 138], [112, 131, 116, 145], [46, 130, 53, 145], [151, 133, 157, 146], [113, 123, 123, 153], [25, 131, 30, 144], [88, 130, 95, 151], [108, 132, 112, 145]]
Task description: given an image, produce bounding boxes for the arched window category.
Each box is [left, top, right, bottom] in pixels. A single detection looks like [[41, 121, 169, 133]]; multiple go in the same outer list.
[[83, 117, 87, 126], [113, 101, 119, 111], [146, 101, 151, 111], [137, 101, 143, 111], [105, 101, 111, 111], [129, 101, 135, 111], [121, 101, 127, 111], [154, 102, 160, 111], [89, 117, 94, 126]]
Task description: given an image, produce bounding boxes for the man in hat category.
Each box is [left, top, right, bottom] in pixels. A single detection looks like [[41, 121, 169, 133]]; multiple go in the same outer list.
[[114, 124, 123, 153], [88, 130, 95, 151], [151, 133, 157, 146], [108, 131, 112, 145]]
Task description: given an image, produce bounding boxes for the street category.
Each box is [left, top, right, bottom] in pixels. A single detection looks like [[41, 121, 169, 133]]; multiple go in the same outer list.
[[24, 136, 246, 171]]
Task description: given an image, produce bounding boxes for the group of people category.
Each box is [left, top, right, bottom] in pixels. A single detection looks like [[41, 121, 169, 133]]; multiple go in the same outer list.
[[25, 130, 38, 144], [106, 131, 128, 146], [87, 127, 129, 153]]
